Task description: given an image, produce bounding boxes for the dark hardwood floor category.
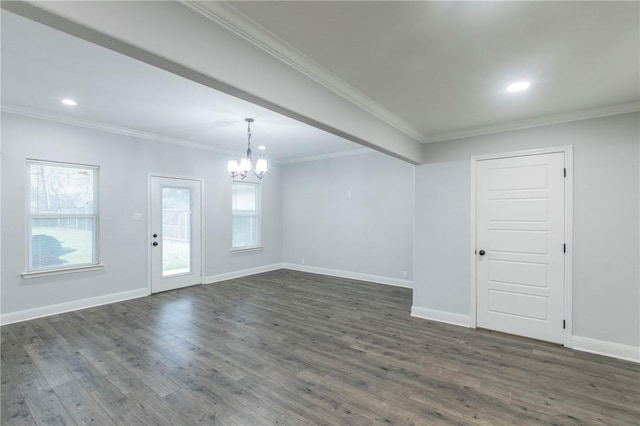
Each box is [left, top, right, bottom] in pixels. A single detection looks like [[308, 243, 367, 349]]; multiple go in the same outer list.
[[1, 269, 639, 425]]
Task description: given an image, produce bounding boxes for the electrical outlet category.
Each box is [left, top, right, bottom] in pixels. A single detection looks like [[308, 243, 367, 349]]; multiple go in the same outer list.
[[301, 258, 305, 264], [402, 270, 408, 278]]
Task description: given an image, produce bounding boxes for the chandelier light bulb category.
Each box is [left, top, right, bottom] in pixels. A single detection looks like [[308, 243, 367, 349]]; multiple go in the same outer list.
[[239, 158, 251, 172], [255, 159, 268, 173]]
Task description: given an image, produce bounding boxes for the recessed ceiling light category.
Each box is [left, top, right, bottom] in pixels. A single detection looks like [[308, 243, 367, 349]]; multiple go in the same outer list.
[[258, 145, 266, 150], [61, 98, 77, 106], [507, 81, 531, 93]]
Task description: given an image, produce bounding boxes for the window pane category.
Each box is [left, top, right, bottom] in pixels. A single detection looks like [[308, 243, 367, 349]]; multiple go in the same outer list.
[[30, 163, 95, 214], [162, 186, 191, 276], [231, 183, 260, 248], [31, 218, 95, 269], [232, 184, 256, 212], [232, 216, 257, 247]]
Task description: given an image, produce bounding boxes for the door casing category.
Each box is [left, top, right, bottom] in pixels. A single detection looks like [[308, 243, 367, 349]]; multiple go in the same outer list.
[[470, 146, 573, 346], [147, 172, 205, 295]]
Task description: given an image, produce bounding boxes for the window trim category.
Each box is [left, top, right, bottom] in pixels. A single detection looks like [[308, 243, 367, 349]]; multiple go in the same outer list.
[[21, 263, 105, 279], [25, 159, 100, 274], [231, 181, 262, 250], [230, 246, 264, 254]]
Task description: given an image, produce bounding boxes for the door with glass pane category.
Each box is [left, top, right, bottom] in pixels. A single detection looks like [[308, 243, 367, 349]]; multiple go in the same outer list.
[[150, 176, 202, 293]]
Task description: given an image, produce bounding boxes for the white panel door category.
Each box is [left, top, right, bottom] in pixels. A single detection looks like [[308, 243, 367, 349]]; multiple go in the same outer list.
[[150, 176, 202, 293], [476, 152, 565, 343]]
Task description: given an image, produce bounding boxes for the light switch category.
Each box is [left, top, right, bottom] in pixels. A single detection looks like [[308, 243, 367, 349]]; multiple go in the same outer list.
[[133, 212, 142, 221]]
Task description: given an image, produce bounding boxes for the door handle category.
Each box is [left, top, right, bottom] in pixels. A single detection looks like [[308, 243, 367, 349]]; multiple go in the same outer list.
[[478, 250, 486, 256], [152, 242, 158, 246]]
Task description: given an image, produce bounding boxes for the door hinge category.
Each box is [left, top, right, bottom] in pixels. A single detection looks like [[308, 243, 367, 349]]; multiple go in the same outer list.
[[563, 244, 566, 253], [563, 168, 567, 177], [563, 320, 566, 329]]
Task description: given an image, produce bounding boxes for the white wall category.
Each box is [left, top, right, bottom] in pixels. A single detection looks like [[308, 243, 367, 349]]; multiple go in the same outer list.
[[414, 160, 471, 317], [414, 112, 640, 353], [1, 113, 282, 317], [282, 151, 414, 286]]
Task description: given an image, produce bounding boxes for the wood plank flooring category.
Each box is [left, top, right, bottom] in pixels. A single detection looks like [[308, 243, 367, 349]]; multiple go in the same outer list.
[[2, 269, 639, 425]]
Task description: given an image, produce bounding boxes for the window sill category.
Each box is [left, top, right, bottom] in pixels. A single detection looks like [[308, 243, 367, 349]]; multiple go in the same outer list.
[[230, 246, 264, 254], [22, 264, 104, 279]]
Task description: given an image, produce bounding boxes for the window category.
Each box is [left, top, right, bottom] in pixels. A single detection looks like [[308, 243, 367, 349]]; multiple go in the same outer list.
[[27, 160, 99, 271], [231, 182, 261, 249]]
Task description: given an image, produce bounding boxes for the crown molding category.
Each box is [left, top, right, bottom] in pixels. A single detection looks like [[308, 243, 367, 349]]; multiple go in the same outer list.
[[1, 103, 236, 156], [422, 101, 640, 144], [180, 1, 426, 143]]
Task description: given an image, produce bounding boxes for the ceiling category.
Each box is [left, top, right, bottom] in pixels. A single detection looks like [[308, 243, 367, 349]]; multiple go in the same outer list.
[[2, 2, 638, 161], [1, 10, 366, 162], [228, 1, 640, 142]]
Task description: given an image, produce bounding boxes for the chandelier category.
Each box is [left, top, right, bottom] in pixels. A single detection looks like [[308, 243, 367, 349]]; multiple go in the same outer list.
[[227, 118, 267, 180]]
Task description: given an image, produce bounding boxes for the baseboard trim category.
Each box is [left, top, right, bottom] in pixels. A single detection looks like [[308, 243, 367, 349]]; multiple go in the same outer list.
[[0, 288, 149, 326], [568, 335, 640, 363], [204, 263, 284, 284], [281, 263, 413, 289], [411, 306, 472, 328]]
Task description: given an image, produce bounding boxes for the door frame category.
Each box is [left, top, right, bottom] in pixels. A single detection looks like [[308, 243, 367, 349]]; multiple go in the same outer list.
[[470, 146, 573, 346], [147, 172, 205, 296]]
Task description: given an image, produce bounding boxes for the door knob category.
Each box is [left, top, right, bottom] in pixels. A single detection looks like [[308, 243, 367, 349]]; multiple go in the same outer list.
[[152, 242, 158, 246], [478, 250, 486, 256]]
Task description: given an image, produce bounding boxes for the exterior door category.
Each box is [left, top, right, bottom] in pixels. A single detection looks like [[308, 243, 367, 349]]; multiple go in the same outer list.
[[476, 152, 565, 343], [150, 176, 202, 293]]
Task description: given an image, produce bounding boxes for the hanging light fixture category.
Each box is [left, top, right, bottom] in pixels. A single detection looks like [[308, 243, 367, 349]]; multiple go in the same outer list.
[[228, 118, 268, 180]]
